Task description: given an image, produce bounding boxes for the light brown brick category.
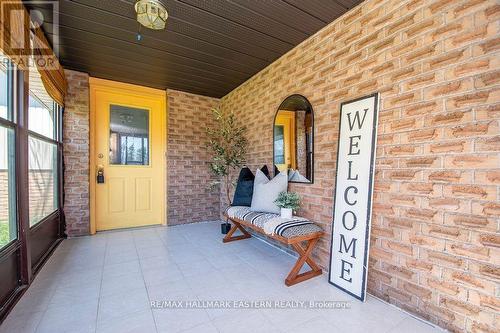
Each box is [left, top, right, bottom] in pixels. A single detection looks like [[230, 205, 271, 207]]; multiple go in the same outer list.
[[403, 128, 438, 142], [474, 70, 500, 88], [424, 79, 474, 99], [399, 280, 432, 300], [445, 184, 497, 200], [475, 135, 500, 152], [445, 26, 490, 50], [474, 170, 500, 184], [423, 250, 466, 269], [424, 49, 469, 72], [446, 242, 490, 261], [478, 233, 500, 249], [218, 0, 500, 330], [445, 269, 497, 294], [440, 296, 481, 317], [422, 224, 469, 241], [426, 277, 461, 297], [468, 261, 500, 281], [447, 213, 497, 231], [472, 37, 500, 57]]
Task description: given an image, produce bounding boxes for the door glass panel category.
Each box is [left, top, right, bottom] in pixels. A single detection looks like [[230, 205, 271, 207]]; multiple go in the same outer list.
[[28, 136, 58, 226], [0, 126, 16, 248], [109, 105, 149, 165]]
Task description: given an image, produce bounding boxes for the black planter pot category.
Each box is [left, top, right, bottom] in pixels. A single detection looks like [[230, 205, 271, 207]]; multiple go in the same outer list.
[[221, 222, 231, 234]]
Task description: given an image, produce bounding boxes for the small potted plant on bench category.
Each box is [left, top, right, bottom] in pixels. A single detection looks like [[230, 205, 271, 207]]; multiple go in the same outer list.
[[274, 192, 300, 219]]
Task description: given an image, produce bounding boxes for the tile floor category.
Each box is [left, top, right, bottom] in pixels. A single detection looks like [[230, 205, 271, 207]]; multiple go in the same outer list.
[[0, 221, 443, 333]]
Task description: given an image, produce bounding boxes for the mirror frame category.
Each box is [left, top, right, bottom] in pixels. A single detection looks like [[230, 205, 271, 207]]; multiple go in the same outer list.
[[272, 94, 314, 184]]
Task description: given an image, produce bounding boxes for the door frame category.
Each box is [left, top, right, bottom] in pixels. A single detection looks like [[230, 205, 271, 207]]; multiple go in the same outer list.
[[89, 77, 167, 234]]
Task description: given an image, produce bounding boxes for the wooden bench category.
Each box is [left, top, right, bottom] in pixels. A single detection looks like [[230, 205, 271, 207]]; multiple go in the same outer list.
[[223, 208, 324, 286]]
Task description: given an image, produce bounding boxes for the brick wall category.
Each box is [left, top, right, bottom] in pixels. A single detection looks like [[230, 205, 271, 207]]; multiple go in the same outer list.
[[63, 70, 90, 236], [61, 77, 220, 234], [166, 89, 221, 225], [219, 0, 500, 331]]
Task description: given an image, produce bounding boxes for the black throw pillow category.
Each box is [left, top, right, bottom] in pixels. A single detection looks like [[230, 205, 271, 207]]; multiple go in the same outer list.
[[261, 165, 271, 179], [231, 166, 272, 206], [274, 165, 280, 178], [232, 167, 255, 206]]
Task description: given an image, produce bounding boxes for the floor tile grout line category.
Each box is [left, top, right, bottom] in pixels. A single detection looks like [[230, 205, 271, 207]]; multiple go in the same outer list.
[[155, 226, 223, 332], [8, 223, 443, 333], [224, 223, 444, 332], [371, 293, 445, 332], [32, 244, 66, 333], [383, 315, 409, 333], [134, 229, 160, 333], [94, 233, 109, 333]]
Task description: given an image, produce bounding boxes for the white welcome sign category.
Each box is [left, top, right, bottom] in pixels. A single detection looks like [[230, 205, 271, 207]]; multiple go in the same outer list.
[[329, 93, 379, 301]]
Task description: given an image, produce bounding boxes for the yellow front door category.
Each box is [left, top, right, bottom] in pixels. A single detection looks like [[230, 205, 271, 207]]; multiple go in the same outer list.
[[89, 78, 166, 232]]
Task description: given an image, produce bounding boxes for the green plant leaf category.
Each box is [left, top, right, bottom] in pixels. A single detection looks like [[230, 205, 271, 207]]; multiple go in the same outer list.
[[205, 108, 248, 204], [274, 191, 301, 210]]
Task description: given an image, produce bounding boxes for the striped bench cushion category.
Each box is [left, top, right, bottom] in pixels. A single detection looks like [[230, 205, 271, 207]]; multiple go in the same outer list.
[[225, 206, 322, 239]]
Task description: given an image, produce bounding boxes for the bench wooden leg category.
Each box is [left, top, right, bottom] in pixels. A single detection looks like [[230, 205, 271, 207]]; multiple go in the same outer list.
[[285, 238, 322, 286], [223, 221, 251, 243]]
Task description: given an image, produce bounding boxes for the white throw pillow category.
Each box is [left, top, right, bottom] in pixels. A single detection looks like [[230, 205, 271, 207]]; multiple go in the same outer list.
[[250, 169, 288, 214], [290, 169, 309, 183]]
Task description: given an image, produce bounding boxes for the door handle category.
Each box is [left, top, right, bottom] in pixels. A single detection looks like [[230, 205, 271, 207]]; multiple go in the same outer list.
[[97, 165, 105, 184]]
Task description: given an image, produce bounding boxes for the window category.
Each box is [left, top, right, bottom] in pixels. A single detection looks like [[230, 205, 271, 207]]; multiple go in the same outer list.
[[0, 127, 16, 248], [109, 105, 150, 165], [0, 63, 8, 120], [29, 94, 55, 139], [28, 65, 60, 226], [0, 58, 16, 248], [28, 136, 58, 226], [0, 24, 66, 319]]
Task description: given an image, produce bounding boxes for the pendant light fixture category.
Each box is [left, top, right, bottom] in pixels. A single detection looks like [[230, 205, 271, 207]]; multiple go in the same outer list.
[[135, 0, 168, 30]]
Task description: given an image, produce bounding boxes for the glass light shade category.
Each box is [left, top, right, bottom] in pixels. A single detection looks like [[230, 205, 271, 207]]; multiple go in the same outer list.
[[135, 0, 168, 30]]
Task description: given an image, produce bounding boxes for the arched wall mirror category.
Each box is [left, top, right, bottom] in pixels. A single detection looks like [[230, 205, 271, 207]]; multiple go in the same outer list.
[[273, 94, 314, 183]]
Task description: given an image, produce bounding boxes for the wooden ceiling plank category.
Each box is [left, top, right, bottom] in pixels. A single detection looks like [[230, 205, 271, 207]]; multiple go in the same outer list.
[[336, 0, 363, 9], [25, 0, 361, 97], [178, 0, 308, 44], [60, 0, 280, 63], [231, 0, 325, 35], [162, 17, 281, 62], [56, 36, 245, 86], [56, 12, 266, 75], [61, 57, 230, 96], [283, 0, 348, 23], [59, 1, 282, 60], [61, 59, 230, 97], [59, 43, 239, 90], [54, 25, 260, 78], [71, 0, 293, 54], [45, 28, 252, 82]]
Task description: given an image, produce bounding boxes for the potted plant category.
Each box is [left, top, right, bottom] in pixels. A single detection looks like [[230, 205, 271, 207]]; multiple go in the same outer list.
[[206, 108, 247, 234], [274, 192, 300, 219]]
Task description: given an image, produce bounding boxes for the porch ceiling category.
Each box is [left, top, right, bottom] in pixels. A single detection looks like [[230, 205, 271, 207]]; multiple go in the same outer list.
[[26, 0, 363, 98]]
